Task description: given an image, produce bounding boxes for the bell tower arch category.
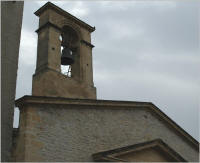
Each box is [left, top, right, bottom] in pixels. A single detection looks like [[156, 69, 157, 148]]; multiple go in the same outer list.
[[32, 2, 96, 99], [60, 25, 80, 80]]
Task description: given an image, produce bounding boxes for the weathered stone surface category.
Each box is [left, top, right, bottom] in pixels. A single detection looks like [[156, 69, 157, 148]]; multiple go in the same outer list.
[[32, 68, 96, 99], [1, 1, 24, 161], [14, 96, 199, 162]]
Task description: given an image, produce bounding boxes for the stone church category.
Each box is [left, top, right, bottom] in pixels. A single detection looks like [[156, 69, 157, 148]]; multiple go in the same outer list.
[[3, 2, 199, 162]]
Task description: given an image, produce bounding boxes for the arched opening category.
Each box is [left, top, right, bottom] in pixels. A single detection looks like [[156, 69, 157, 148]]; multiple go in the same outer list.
[[60, 25, 79, 77]]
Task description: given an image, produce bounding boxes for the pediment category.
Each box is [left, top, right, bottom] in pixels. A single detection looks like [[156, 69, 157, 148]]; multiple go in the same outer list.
[[92, 139, 187, 162]]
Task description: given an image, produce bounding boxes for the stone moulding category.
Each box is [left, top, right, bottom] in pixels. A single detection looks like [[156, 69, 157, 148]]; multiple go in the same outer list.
[[35, 21, 95, 50], [35, 21, 61, 33], [34, 2, 95, 33], [15, 95, 199, 150], [92, 138, 187, 162], [81, 40, 95, 48]]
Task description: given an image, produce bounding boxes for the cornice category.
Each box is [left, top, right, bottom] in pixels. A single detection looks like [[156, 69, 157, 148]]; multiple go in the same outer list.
[[92, 139, 187, 162], [35, 21, 61, 33], [81, 40, 95, 48], [34, 2, 95, 33]]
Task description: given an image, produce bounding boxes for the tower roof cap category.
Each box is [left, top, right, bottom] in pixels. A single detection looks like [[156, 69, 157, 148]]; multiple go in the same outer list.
[[34, 2, 95, 32]]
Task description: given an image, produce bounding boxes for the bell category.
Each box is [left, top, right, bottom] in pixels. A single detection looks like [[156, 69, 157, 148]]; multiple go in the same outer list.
[[61, 47, 74, 65]]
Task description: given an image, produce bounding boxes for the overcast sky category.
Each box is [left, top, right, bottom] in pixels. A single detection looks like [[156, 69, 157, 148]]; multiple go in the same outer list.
[[14, 1, 199, 141]]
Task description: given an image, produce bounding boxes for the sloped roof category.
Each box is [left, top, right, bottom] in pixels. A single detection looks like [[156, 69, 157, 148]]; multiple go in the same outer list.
[[92, 139, 187, 162], [34, 2, 95, 32], [15, 95, 199, 150]]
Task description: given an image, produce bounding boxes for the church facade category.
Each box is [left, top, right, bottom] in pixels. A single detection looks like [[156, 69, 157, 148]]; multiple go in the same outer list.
[[12, 2, 199, 162]]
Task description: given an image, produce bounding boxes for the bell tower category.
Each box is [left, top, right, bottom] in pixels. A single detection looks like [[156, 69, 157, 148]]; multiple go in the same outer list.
[[32, 2, 96, 99]]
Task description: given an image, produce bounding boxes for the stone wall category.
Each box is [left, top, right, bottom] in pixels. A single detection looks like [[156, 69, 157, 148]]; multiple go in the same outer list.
[[1, 1, 24, 161], [14, 97, 199, 162]]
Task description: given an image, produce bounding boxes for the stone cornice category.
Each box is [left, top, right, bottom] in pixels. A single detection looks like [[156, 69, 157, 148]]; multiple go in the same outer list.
[[35, 21, 61, 33], [81, 40, 95, 48], [15, 95, 151, 108], [34, 2, 95, 33], [92, 139, 187, 162], [15, 95, 199, 150]]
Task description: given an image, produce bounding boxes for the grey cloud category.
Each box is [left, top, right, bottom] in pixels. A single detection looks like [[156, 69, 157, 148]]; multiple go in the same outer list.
[[21, 2, 40, 32]]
